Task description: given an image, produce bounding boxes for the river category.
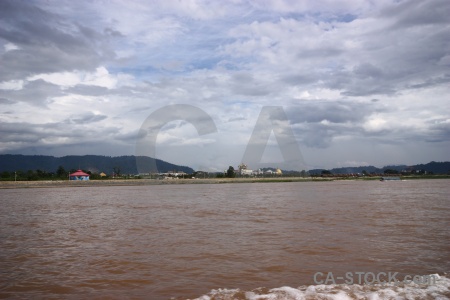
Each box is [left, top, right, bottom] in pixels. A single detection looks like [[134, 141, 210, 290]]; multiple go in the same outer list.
[[1, 179, 449, 299]]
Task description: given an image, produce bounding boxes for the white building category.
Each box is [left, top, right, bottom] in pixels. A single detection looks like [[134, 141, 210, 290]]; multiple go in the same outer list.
[[241, 169, 253, 176]]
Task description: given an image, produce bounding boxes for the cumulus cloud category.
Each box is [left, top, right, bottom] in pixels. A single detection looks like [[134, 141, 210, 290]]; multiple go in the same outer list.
[[0, 0, 449, 170], [0, 79, 63, 107], [0, 0, 117, 81], [27, 67, 134, 89], [0, 80, 24, 91]]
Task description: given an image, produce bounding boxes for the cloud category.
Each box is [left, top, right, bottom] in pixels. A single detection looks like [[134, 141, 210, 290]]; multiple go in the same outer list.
[[0, 119, 120, 153], [379, 0, 450, 28], [0, 0, 449, 169], [288, 101, 381, 124], [3, 42, 19, 52], [0, 79, 63, 107], [0, 98, 16, 105], [0, 79, 24, 90], [28, 67, 134, 89], [0, 0, 117, 81], [68, 113, 108, 125], [221, 2, 450, 99]]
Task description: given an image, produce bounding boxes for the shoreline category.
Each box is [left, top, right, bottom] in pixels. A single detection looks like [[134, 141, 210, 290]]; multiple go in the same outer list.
[[1, 176, 449, 189], [0, 177, 321, 189]]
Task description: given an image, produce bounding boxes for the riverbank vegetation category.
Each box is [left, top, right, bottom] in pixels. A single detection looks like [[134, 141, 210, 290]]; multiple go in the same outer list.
[[1, 167, 449, 182]]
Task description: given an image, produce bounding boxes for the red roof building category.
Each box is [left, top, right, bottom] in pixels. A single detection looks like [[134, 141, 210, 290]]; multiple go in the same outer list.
[[69, 170, 90, 181]]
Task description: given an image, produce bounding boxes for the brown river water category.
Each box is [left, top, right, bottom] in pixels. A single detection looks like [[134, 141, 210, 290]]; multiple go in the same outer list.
[[0, 180, 449, 299]]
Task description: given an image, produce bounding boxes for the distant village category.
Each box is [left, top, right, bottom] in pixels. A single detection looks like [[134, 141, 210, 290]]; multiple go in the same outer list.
[[137, 164, 437, 181], [1, 157, 449, 181], [1, 162, 288, 181], [136, 163, 285, 181], [13, 167, 441, 182]]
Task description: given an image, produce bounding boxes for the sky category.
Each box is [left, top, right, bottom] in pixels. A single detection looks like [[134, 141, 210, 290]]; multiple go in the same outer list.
[[1, 0, 449, 172]]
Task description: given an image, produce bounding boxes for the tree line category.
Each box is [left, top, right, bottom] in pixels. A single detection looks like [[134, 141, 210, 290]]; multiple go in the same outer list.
[[0, 166, 105, 181]]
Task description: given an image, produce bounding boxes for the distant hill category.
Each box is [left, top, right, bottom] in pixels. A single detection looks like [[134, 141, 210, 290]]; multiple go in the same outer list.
[[0, 155, 194, 174], [308, 161, 450, 175]]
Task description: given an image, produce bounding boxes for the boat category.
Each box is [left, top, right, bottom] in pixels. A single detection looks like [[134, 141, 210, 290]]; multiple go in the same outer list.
[[380, 176, 401, 181]]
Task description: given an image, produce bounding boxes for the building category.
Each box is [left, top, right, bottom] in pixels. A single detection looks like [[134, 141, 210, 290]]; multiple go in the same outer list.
[[238, 163, 253, 176], [69, 170, 90, 181], [240, 169, 254, 176]]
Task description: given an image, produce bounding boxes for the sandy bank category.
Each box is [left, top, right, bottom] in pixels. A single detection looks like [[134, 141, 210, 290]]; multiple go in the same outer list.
[[0, 177, 329, 189]]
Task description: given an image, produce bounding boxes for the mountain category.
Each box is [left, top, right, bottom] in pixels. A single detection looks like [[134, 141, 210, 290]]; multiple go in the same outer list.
[[0, 155, 194, 174], [1, 155, 448, 176], [308, 161, 450, 175], [412, 161, 450, 174]]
